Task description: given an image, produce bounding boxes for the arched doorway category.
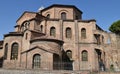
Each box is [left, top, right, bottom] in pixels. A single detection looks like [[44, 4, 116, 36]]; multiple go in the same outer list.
[[53, 53, 60, 70], [95, 49, 105, 71], [62, 50, 73, 70], [33, 54, 41, 69]]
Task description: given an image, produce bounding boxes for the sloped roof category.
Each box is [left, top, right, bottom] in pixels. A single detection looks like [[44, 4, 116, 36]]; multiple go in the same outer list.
[[16, 11, 37, 23], [21, 45, 59, 54], [41, 4, 83, 14]]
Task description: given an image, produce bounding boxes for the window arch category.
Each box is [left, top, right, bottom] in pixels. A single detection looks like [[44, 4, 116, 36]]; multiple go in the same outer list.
[[4, 43, 8, 59], [81, 50, 88, 61], [11, 43, 19, 60], [66, 27, 72, 38], [66, 50, 72, 59], [50, 27, 56, 37], [25, 33, 28, 40], [46, 14, 50, 19], [33, 54, 41, 69], [21, 21, 30, 32], [61, 12, 66, 20], [81, 28, 86, 39], [40, 25, 43, 32]]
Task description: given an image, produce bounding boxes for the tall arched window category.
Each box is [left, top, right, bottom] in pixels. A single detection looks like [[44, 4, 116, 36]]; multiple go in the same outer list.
[[66, 27, 72, 38], [61, 12, 66, 20], [81, 28, 86, 39], [46, 14, 50, 19], [40, 25, 43, 32], [66, 50, 72, 59], [82, 50, 88, 61], [11, 43, 18, 60], [33, 54, 41, 69], [4, 43, 8, 59], [50, 27, 56, 37]]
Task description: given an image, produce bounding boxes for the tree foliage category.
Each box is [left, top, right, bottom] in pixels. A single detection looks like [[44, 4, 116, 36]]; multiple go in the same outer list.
[[109, 20, 120, 34]]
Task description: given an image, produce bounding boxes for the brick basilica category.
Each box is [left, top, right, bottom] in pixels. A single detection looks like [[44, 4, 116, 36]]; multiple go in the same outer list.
[[0, 4, 119, 71]]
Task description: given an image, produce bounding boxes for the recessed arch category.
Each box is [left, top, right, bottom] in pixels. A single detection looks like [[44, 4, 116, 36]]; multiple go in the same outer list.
[[40, 25, 43, 32], [81, 50, 88, 61], [66, 27, 72, 38], [33, 54, 41, 69], [66, 50, 72, 59], [11, 42, 19, 60], [81, 28, 86, 39], [50, 26, 56, 37]]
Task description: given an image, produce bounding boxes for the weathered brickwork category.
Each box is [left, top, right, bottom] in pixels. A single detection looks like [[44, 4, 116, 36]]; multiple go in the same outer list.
[[0, 4, 119, 72]]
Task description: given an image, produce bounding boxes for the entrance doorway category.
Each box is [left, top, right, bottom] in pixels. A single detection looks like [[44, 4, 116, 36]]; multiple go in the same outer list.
[[62, 50, 73, 70], [53, 53, 60, 70], [95, 49, 105, 71]]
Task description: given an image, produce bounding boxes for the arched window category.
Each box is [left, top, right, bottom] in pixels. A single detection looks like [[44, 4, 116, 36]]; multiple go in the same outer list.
[[25, 33, 28, 40], [11, 43, 18, 60], [50, 27, 56, 37], [81, 28, 86, 39], [61, 12, 66, 20], [4, 43, 8, 59], [21, 21, 30, 32], [102, 35, 104, 43], [46, 14, 50, 19], [24, 21, 30, 29], [40, 25, 43, 32], [33, 54, 41, 69], [82, 50, 88, 61], [66, 27, 72, 38], [66, 50, 72, 59]]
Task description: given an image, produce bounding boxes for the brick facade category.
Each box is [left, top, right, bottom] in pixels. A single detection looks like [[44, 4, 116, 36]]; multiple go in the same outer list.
[[0, 4, 119, 71]]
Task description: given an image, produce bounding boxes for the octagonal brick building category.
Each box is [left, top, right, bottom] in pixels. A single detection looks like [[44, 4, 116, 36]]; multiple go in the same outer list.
[[0, 4, 120, 71]]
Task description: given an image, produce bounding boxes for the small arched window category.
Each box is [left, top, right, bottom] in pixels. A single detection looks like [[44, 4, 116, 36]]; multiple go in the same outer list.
[[33, 54, 41, 69], [24, 21, 30, 29], [61, 12, 66, 20], [82, 50, 88, 61], [25, 33, 28, 40], [46, 14, 50, 19], [40, 25, 43, 32], [66, 27, 72, 38], [21, 21, 30, 32], [50, 27, 56, 37], [66, 50, 72, 59], [81, 28, 86, 39], [4, 43, 8, 59], [11, 43, 19, 60]]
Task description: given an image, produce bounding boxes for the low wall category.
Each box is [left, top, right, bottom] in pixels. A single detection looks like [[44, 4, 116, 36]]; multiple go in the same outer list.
[[0, 69, 120, 74], [0, 69, 90, 74]]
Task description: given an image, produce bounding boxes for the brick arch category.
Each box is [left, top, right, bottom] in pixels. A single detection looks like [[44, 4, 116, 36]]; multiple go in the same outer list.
[[45, 11, 51, 18], [58, 10, 68, 19]]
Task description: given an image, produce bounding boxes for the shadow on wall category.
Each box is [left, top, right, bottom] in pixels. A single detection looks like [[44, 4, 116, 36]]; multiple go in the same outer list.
[[62, 50, 73, 70], [0, 57, 3, 68]]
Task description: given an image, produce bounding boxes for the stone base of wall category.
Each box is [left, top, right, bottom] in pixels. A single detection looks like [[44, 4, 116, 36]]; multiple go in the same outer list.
[[0, 69, 90, 74], [0, 69, 120, 74]]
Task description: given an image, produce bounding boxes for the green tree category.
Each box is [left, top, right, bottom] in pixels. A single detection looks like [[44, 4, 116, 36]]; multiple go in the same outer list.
[[109, 20, 120, 34]]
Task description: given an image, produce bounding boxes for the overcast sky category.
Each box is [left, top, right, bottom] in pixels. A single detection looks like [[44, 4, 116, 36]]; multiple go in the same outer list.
[[0, 0, 120, 40]]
